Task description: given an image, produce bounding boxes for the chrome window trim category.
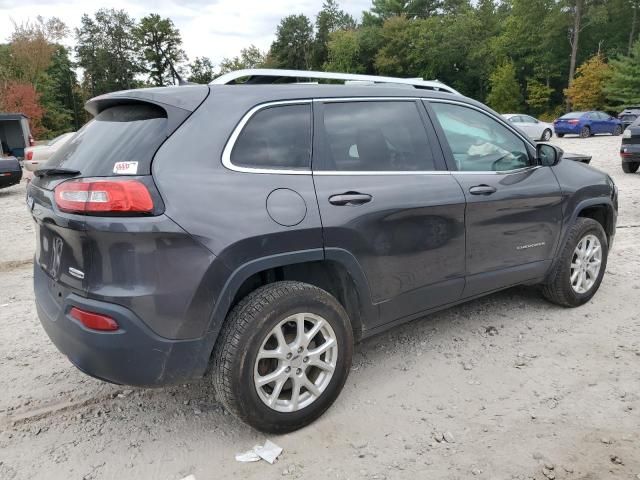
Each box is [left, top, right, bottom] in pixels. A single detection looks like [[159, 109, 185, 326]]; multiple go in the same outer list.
[[221, 99, 313, 175], [222, 96, 541, 176]]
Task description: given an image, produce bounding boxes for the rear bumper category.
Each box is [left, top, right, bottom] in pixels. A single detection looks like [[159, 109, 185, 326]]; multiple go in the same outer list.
[[620, 143, 640, 162], [35, 263, 211, 387], [554, 125, 581, 135], [0, 169, 22, 188]]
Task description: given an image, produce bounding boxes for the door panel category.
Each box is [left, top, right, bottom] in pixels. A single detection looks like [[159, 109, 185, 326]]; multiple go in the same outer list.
[[313, 100, 466, 327], [426, 100, 563, 297]]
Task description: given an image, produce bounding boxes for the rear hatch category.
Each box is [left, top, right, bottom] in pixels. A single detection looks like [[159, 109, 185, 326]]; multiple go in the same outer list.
[[27, 85, 209, 295]]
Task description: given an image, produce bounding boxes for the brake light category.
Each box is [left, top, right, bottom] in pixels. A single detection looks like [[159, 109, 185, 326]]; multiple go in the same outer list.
[[54, 178, 154, 214], [26, 150, 33, 160], [70, 307, 119, 331], [568, 119, 579, 125]]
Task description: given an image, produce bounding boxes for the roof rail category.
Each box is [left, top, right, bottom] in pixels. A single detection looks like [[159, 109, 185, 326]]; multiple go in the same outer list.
[[210, 69, 460, 95]]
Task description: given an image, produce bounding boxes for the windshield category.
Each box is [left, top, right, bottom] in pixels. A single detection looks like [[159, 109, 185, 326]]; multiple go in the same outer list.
[[45, 104, 168, 176]]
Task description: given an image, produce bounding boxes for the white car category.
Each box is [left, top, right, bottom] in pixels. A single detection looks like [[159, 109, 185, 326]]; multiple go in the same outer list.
[[502, 114, 553, 142], [23, 132, 75, 171]]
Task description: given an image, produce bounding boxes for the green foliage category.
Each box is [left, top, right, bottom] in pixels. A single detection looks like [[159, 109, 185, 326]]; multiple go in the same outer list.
[[135, 14, 187, 86], [188, 57, 216, 84], [40, 45, 81, 135], [75, 9, 141, 96], [605, 39, 640, 108], [564, 53, 611, 110], [526, 79, 554, 114], [312, 0, 356, 69], [270, 14, 314, 69], [218, 46, 266, 74], [486, 61, 523, 112], [324, 30, 363, 73]]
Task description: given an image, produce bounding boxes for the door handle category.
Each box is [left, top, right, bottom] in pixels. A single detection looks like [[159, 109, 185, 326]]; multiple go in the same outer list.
[[469, 185, 497, 195], [328, 192, 372, 206]]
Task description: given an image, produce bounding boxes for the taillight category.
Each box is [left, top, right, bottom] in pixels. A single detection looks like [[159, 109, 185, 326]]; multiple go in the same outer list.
[[568, 119, 579, 125], [54, 178, 154, 214], [70, 307, 119, 331], [26, 150, 33, 160]]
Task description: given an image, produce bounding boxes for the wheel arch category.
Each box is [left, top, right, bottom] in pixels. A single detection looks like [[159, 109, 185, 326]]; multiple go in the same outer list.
[[205, 249, 376, 350]]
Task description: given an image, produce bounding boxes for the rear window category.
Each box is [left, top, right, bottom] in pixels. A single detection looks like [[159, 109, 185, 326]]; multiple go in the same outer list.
[[46, 104, 168, 176], [230, 104, 311, 170], [560, 112, 584, 119]]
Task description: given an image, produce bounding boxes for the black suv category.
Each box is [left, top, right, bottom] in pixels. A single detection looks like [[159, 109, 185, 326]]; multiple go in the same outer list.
[[29, 70, 618, 433]]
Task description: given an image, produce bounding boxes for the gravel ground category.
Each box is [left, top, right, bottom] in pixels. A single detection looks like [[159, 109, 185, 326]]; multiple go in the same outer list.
[[1, 134, 639, 480]]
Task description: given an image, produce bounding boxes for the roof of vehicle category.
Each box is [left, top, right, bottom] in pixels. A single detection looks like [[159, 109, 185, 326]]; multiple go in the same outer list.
[[620, 106, 640, 112], [0, 113, 29, 120]]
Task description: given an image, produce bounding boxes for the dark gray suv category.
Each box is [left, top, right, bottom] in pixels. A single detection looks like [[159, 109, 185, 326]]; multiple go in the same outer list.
[[29, 69, 618, 433]]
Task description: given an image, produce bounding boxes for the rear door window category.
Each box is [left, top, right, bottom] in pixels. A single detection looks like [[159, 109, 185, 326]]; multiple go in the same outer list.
[[46, 103, 168, 176], [318, 101, 435, 171], [230, 103, 312, 170]]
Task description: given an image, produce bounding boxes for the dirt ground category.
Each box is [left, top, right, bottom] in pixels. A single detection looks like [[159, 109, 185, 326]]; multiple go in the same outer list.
[[1, 135, 639, 480]]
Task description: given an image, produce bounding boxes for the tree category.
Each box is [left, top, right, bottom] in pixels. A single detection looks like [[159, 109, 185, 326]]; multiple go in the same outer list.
[[9, 16, 67, 89], [526, 78, 554, 113], [188, 57, 216, 83], [486, 61, 522, 112], [312, 0, 356, 69], [135, 14, 187, 86], [219, 45, 266, 74], [76, 10, 141, 96], [0, 82, 45, 137], [270, 14, 314, 69], [370, 0, 442, 20], [606, 39, 640, 108], [40, 45, 81, 134], [324, 29, 363, 72], [564, 53, 611, 110]]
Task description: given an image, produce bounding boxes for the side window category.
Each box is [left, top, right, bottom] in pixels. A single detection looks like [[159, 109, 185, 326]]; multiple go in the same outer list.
[[430, 102, 532, 172], [521, 115, 537, 123], [230, 104, 311, 170], [320, 101, 435, 171], [508, 116, 521, 123]]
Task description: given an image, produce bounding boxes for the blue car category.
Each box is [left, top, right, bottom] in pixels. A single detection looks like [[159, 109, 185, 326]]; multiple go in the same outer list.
[[553, 111, 623, 138]]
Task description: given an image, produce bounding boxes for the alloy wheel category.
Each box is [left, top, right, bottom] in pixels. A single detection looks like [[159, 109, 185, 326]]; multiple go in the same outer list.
[[570, 234, 602, 294], [254, 313, 338, 413]]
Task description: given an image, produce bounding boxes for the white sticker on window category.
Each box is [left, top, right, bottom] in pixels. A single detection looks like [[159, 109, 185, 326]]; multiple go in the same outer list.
[[113, 161, 138, 175]]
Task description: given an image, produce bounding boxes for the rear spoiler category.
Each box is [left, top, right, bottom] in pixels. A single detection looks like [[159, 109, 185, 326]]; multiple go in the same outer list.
[[85, 85, 210, 116]]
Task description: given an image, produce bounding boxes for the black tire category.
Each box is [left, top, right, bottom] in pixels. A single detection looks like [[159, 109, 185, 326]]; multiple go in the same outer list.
[[622, 162, 639, 173], [212, 281, 354, 433], [557, 133, 565, 138], [613, 125, 623, 136], [580, 126, 591, 138], [541, 129, 552, 141], [542, 218, 608, 307]]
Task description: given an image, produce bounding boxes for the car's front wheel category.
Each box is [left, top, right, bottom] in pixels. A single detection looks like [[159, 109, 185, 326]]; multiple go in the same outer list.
[[212, 281, 353, 433], [613, 125, 623, 136], [580, 126, 591, 138], [622, 162, 639, 173], [541, 129, 552, 141], [541, 218, 608, 307]]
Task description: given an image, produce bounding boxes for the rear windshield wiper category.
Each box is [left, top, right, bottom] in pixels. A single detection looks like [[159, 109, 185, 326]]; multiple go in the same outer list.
[[34, 167, 81, 178]]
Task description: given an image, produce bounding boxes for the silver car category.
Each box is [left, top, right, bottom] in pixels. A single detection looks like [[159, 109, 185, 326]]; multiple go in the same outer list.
[[23, 132, 75, 171], [503, 114, 553, 141]]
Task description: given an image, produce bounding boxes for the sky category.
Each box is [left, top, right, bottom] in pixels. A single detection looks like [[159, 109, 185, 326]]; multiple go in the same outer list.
[[1, 0, 372, 65]]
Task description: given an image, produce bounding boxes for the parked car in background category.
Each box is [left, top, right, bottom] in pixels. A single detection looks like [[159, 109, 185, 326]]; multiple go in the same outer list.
[[0, 142, 23, 189], [554, 111, 623, 138], [23, 132, 75, 171], [0, 113, 34, 159], [503, 114, 553, 141], [620, 116, 640, 173], [618, 106, 640, 130]]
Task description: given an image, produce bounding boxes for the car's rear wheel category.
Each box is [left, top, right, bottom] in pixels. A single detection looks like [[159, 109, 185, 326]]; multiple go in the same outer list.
[[556, 133, 564, 138], [541, 129, 552, 141], [212, 281, 353, 433], [622, 162, 639, 173], [541, 218, 608, 307], [613, 125, 623, 136], [580, 126, 591, 138]]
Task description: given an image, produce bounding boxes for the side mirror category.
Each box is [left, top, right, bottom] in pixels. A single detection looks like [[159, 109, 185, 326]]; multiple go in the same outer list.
[[537, 143, 563, 167]]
